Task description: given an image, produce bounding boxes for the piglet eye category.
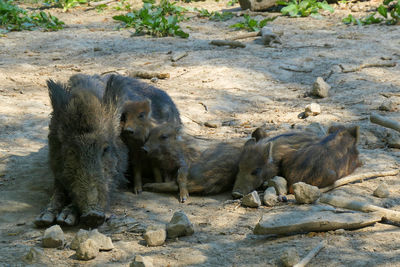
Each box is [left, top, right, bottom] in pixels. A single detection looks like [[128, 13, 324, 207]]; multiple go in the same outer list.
[[121, 113, 127, 123], [103, 144, 110, 155], [138, 112, 146, 120], [251, 168, 261, 176], [160, 134, 168, 140]]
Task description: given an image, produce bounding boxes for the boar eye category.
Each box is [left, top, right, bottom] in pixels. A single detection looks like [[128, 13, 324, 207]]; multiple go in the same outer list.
[[160, 134, 168, 140], [251, 168, 261, 176], [121, 113, 127, 123], [138, 112, 146, 120], [103, 144, 110, 155]]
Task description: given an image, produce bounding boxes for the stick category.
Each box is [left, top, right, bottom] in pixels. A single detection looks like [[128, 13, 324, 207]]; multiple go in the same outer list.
[[341, 62, 396, 73], [128, 70, 170, 79], [380, 92, 400, 98], [293, 240, 325, 267], [88, 0, 115, 6], [370, 113, 400, 133], [228, 31, 260, 41], [171, 52, 188, 62], [319, 194, 400, 223], [320, 169, 399, 193], [210, 40, 246, 48]]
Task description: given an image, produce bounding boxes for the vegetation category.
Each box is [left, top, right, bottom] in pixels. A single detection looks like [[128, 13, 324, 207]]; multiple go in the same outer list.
[[0, 0, 64, 33], [277, 0, 334, 18], [196, 8, 234, 21], [230, 14, 276, 31], [113, 0, 189, 38], [43, 0, 87, 11], [343, 0, 400, 25]]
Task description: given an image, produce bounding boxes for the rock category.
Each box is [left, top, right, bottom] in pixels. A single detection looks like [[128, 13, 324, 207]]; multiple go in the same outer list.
[[150, 77, 158, 83], [304, 103, 321, 117], [280, 247, 300, 267], [42, 225, 65, 248], [130, 255, 154, 267], [311, 77, 330, 98], [373, 183, 390, 198], [263, 187, 278, 207], [261, 26, 281, 46], [167, 211, 194, 239], [70, 229, 89, 250], [204, 120, 220, 128], [239, 0, 279, 11], [253, 209, 382, 235], [387, 132, 400, 148], [293, 182, 322, 204], [379, 99, 395, 111], [268, 176, 288, 195], [335, 229, 346, 235], [144, 225, 167, 246], [76, 238, 99, 261], [242, 191, 261, 208], [99, 215, 146, 234], [23, 247, 45, 264], [89, 229, 114, 251]]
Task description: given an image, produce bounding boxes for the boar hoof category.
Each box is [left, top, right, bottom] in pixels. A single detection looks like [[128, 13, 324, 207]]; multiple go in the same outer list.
[[179, 189, 189, 203], [34, 210, 57, 227], [232, 191, 244, 199], [56, 205, 78, 226], [134, 186, 143, 195], [80, 210, 105, 228]]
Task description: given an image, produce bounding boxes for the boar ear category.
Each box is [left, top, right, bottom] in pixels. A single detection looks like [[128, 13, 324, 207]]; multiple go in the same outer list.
[[244, 138, 256, 147], [327, 124, 345, 134], [47, 79, 70, 113], [348, 125, 360, 143], [251, 127, 267, 142], [103, 74, 123, 107], [265, 142, 274, 163]]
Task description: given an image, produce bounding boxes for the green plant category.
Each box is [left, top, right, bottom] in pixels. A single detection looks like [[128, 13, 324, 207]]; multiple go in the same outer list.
[[277, 0, 334, 18], [195, 8, 234, 21], [230, 14, 275, 31], [343, 0, 400, 25], [113, 0, 189, 38], [0, 0, 64, 33], [43, 0, 87, 11], [227, 0, 238, 6], [113, 0, 132, 11]]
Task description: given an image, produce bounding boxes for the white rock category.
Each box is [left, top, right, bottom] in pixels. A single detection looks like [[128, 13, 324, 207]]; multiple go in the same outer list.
[[242, 191, 261, 208], [293, 182, 321, 204], [23, 247, 45, 264], [305, 103, 321, 117], [379, 99, 395, 111], [268, 176, 288, 195], [311, 77, 330, 98], [280, 247, 300, 267], [263, 187, 278, 207], [76, 238, 99, 261], [130, 255, 154, 267], [70, 229, 89, 250], [89, 229, 114, 251], [167, 211, 194, 239], [373, 183, 390, 198], [42, 225, 64, 248], [144, 225, 167, 246]]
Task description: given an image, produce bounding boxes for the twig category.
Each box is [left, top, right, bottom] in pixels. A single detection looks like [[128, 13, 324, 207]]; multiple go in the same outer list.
[[100, 69, 125, 75], [370, 113, 400, 133], [293, 240, 325, 267], [380, 92, 400, 98], [341, 62, 397, 73], [171, 52, 188, 62], [279, 65, 312, 73], [210, 40, 246, 48], [228, 31, 260, 41], [128, 70, 170, 79], [320, 169, 400, 193], [183, 114, 203, 126], [319, 194, 400, 223], [88, 0, 116, 6], [199, 102, 208, 111]]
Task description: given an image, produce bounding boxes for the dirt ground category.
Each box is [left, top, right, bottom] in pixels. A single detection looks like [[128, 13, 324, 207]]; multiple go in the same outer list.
[[0, 0, 400, 266]]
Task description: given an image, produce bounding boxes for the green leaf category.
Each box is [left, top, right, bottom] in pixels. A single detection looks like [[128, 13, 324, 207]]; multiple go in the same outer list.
[[377, 5, 388, 18], [319, 2, 334, 12]]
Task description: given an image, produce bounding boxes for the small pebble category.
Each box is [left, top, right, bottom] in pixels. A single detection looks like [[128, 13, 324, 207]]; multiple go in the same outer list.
[[379, 99, 395, 112], [280, 247, 300, 267], [268, 176, 288, 195], [130, 255, 154, 267], [144, 225, 167, 246], [42, 225, 64, 248], [242, 191, 261, 208], [305, 103, 321, 117], [76, 238, 99, 261], [167, 211, 194, 239], [311, 77, 330, 98], [293, 182, 321, 204], [263, 187, 278, 207], [373, 183, 390, 198]]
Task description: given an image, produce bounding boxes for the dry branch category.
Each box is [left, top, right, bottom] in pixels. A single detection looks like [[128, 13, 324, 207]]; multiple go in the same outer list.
[[319, 194, 400, 223], [341, 62, 396, 73], [88, 0, 115, 6], [320, 169, 400, 193], [229, 31, 260, 41], [380, 92, 400, 98], [370, 113, 400, 133], [171, 52, 188, 62], [128, 70, 170, 79], [293, 240, 326, 267], [210, 40, 246, 48]]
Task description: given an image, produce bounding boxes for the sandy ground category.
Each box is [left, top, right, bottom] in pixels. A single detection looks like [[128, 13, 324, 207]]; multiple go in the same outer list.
[[0, 0, 400, 266]]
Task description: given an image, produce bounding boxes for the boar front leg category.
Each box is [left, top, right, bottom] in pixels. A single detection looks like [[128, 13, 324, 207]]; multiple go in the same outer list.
[[177, 166, 189, 203]]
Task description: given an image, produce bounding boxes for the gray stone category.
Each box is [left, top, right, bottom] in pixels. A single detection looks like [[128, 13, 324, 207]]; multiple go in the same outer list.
[[70, 229, 89, 250], [261, 26, 281, 46], [242, 191, 261, 208], [305, 103, 321, 117], [144, 225, 167, 246], [239, 0, 279, 11], [130, 255, 154, 267], [99, 215, 146, 234], [253, 209, 382, 235], [280, 247, 300, 267], [263, 187, 278, 207], [167, 211, 194, 239], [373, 183, 390, 198], [42, 225, 64, 248], [23, 247, 45, 264], [386, 132, 400, 148], [204, 121, 220, 128], [293, 182, 322, 204], [89, 229, 114, 251], [311, 77, 330, 98], [379, 99, 395, 111], [268, 176, 288, 195], [76, 238, 99, 261]]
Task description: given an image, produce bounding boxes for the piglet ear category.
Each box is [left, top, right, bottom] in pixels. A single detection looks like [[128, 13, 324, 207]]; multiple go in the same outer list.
[[103, 74, 124, 107], [244, 138, 256, 147], [348, 125, 360, 143], [47, 79, 70, 113], [251, 127, 267, 142]]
